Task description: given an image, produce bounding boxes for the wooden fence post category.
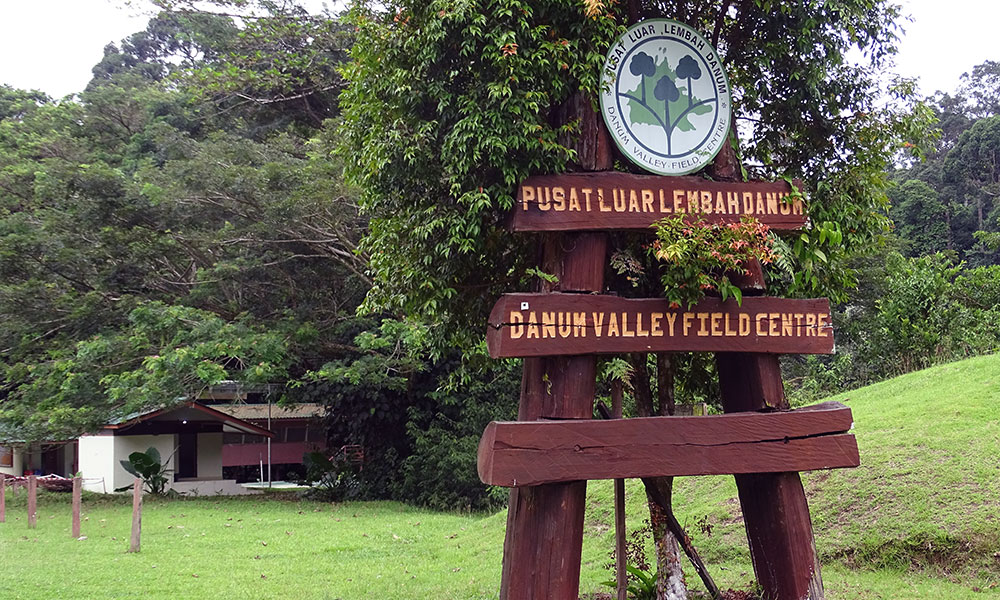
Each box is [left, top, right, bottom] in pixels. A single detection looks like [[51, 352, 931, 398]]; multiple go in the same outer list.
[[27, 475, 37, 529], [0, 473, 5, 523], [72, 475, 82, 538], [128, 478, 142, 553], [498, 92, 611, 600]]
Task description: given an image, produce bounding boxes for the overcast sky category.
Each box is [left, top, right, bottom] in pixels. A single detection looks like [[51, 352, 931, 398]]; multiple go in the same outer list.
[[0, 0, 996, 99]]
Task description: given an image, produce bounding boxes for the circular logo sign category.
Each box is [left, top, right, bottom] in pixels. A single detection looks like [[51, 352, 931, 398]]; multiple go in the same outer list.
[[600, 19, 731, 176]]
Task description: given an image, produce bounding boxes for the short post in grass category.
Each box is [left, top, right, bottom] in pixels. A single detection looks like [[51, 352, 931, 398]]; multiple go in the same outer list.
[[0, 473, 6, 523], [27, 474, 37, 529], [128, 477, 142, 553], [71, 475, 82, 538]]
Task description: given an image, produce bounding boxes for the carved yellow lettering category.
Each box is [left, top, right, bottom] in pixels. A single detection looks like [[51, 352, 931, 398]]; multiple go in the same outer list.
[[756, 314, 768, 336], [659, 190, 671, 213], [687, 190, 700, 213], [779, 193, 791, 215], [607, 312, 620, 337], [818, 313, 829, 337], [755, 192, 765, 215], [674, 189, 686, 213], [683, 313, 695, 336], [542, 312, 556, 338], [781, 313, 793, 337], [650, 313, 663, 337], [727, 191, 739, 214], [557, 312, 572, 338], [509, 311, 524, 339], [641, 189, 654, 212], [521, 186, 534, 211], [806, 313, 817, 336], [552, 187, 566, 212], [724, 313, 737, 336], [701, 191, 713, 214], [636, 313, 649, 337], [614, 189, 627, 212], [628, 190, 640, 212], [766, 192, 778, 215], [573, 312, 587, 337], [715, 192, 726, 214], [768, 313, 780, 337], [593, 312, 605, 336], [665, 312, 677, 336], [697, 312, 710, 336], [743, 192, 754, 213], [599, 188, 611, 212], [621, 313, 634, 337], [711, 312, 723, 336], [582, 188, 593, 212], [568, 188, 581, 211], [538, 187, 551, 211], [739, 313, 750, 336], [526, 311, 540, 339]]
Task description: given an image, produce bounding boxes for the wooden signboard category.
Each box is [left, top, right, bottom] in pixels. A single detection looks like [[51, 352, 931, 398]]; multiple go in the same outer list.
[[487, 293, 833, 358], [478, 401, 858, 487], [513, 173, 806, 232]]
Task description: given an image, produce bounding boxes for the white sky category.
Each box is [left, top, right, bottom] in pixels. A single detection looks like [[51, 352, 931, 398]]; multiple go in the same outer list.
[[0, 0, 997, 99]]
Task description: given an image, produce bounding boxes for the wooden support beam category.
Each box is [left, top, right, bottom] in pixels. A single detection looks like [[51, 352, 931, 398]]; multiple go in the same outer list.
[[488, 294, 834, 358], [499, 91, 609, 600], [478, 402, 858, 487], [717, 353, 827, 599], [0, 473, 5, 523]]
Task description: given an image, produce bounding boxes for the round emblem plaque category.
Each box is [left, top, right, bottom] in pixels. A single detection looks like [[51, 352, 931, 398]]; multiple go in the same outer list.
[[600, 19, 732, 176]]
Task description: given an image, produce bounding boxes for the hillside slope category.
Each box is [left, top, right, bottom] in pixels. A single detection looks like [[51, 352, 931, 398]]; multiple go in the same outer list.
[[574, 353, 1000, 596]]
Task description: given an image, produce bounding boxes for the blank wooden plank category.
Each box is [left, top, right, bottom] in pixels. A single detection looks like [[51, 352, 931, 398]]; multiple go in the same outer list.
[[513, 173, 807, 232], [478, 402, 858, 487], [487, 294, 834, 358], [129, 478, 142, 553]]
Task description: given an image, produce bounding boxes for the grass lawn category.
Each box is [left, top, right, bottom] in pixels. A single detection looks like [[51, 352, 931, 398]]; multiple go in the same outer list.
[[2, 354, 999, 599]]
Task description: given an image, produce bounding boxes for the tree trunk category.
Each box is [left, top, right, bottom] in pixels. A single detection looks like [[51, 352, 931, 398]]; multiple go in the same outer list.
[[629, 353, 687, 600]]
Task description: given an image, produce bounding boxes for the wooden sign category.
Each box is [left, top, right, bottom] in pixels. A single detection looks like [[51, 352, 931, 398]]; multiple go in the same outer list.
[[487, 293, 834, 358], [513, 172, 806, 232], [478, 402, 858, 487]]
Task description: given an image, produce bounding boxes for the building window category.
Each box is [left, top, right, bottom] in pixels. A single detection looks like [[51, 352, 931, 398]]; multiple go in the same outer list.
[[285, 427, 307, 442], [0, 446, 12, 468], [223, 433, 244, 445]]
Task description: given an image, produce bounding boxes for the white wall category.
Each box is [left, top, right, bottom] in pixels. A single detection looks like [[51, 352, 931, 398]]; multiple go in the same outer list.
[[79, 434, 177, 493], [197, 433, 223, 480], [78, 435, 115, 493]]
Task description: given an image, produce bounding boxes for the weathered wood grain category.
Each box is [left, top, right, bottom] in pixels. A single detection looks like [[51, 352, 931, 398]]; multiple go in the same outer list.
[[488, 294, 834, 357], [72, 475, 82, 538], [27, 475, 37, 529], [478, 402, 858, 487], [513, 172, 807, 232]]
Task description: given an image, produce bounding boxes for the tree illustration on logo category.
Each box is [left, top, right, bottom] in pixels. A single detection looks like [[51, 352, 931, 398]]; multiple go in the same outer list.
[[622, 51, 716, 156], [653, 75, 680, 154], [675, 55, 703, 111], [629, 51, 656, 105]]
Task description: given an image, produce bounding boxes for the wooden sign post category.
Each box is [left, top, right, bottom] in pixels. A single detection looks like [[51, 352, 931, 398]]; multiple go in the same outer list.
[[27, 474, 37, 529], [71, 475, 82, 538], [486, 158, 853, 600], [0, 473, 5, 523]]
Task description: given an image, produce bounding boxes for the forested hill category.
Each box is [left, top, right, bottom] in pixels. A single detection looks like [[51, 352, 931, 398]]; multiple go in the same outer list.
[[1, 2, 999, 512]]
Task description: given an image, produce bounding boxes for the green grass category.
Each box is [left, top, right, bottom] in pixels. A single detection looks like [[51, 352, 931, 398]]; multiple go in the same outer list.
[[2, 354, 999, 599]]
